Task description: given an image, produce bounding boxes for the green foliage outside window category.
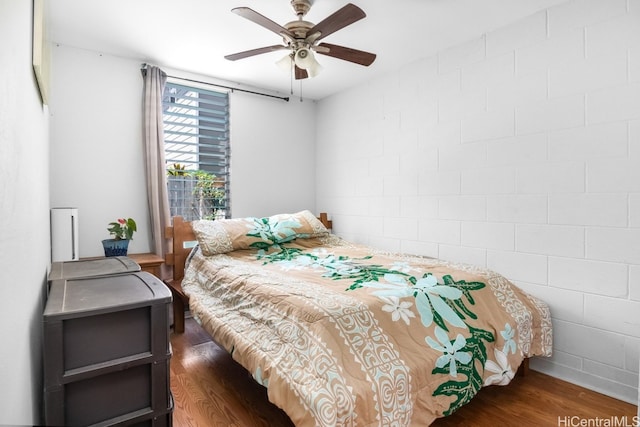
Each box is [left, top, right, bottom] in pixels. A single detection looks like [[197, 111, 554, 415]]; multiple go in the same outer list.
[[167, 165, 226, 220]]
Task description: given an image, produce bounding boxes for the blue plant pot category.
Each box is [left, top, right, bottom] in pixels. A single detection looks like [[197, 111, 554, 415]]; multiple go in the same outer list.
[[102, 239, 130, 257]]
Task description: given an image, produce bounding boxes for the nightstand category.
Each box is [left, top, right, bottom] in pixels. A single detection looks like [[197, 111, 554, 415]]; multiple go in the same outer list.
[[127, 253, 164, 277]]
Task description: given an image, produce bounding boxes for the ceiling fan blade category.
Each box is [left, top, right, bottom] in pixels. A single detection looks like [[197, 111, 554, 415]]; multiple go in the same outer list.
[[231, 7, 295, 39], [307, 3, 366, 42], [225, 45, 288, 61], [316, 43, 376, 66], [295, 66, 309, 80]]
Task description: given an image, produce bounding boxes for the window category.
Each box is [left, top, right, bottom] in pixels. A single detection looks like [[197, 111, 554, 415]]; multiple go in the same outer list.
[[162, 82, 230, 221]]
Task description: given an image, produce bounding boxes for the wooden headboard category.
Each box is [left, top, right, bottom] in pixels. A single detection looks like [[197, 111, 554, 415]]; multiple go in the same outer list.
[[164, 216, 196, 281], [164, 213, 333, 282]]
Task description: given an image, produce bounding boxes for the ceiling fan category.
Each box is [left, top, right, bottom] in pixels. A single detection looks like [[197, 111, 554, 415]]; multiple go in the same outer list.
[[224, 0, 376, 79]]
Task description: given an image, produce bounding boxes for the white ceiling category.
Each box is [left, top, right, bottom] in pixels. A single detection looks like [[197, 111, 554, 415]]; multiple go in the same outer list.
[[48, 0, 568, 100]]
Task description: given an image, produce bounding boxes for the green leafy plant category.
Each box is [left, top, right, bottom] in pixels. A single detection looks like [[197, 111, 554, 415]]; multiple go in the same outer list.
[[107, 218, 137, 240], [167, 163, 187, 176], [166, 165, 226, 220], [190, 170, 224, 201], [190, 170, 225, 220]]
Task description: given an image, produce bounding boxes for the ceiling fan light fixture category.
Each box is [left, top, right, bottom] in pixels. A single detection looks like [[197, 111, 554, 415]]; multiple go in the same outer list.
[[306, 59, 322, 78], [276, 53, 293, 72], [294, 47, 322, 77]]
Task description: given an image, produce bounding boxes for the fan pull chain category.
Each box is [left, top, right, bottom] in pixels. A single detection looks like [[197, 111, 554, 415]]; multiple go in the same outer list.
[[290, 61, 294, 96], [300, 79, 303, 102]]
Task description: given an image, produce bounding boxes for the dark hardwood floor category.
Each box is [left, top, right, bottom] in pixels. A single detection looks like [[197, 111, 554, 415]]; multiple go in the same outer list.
[[170, 317, 638, 427]]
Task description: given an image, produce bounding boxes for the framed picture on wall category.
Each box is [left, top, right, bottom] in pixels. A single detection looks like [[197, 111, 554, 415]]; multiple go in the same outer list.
[[32, 0, 50, 105]]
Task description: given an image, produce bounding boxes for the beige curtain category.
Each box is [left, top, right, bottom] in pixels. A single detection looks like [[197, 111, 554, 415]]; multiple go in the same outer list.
[[141, 65, 170, 275]]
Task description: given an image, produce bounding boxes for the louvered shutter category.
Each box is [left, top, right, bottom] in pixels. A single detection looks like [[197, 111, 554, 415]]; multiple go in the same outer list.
[[162, 82, 230, 220]]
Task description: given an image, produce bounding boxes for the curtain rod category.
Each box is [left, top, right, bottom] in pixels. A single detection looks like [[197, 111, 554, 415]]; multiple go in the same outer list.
[[141, 64, 289, 102], [170, 75, 290, 102]]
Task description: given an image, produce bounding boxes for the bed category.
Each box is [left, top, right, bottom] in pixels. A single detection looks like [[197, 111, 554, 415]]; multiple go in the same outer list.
[[165, 210, 552, 426]]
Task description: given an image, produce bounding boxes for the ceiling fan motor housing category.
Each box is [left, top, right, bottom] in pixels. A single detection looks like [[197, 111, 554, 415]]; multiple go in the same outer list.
[[284, 19, 313, 40]]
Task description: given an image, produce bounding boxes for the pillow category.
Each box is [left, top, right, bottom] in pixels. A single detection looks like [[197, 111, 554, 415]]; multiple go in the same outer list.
[[267, 210, 329, 240], [192, 210, 329, 256]]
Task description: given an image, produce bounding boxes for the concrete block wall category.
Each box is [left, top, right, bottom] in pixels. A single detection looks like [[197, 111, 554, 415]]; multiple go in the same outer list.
[[316, 0, 640, 404]]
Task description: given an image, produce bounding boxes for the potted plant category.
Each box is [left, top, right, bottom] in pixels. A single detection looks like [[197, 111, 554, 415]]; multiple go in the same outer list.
[[102, 217, 137, 257]]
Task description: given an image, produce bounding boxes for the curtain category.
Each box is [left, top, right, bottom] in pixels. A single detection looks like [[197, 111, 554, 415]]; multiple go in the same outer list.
[[141, 65, 170, 277]]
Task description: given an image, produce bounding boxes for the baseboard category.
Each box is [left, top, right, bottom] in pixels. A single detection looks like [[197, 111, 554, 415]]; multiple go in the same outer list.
[[530, 358, 639, 406]]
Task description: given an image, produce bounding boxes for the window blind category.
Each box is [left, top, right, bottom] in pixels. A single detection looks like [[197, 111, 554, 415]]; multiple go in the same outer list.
[[162, 82, 230, 220]]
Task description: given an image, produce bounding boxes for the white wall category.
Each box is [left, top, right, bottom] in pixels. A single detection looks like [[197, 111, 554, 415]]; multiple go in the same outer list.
[[316, 0, 640, 404], [230, 92, 317, 218], [49, 44, 317, 257], [0, 1, 51, 424], [50, 45, 149, 257]]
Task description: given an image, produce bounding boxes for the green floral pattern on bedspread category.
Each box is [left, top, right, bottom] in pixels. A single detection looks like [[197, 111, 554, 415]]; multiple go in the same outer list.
[[183, 232, 553, 426], [259, 245, 510, 416]]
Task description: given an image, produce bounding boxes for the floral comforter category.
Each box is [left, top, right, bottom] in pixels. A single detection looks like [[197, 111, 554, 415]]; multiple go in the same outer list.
[[182, 233, 552, 426]]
